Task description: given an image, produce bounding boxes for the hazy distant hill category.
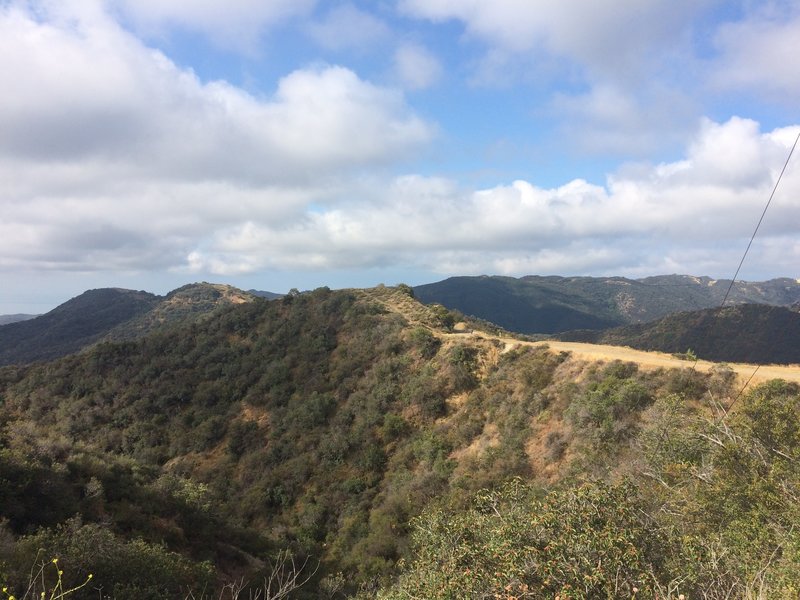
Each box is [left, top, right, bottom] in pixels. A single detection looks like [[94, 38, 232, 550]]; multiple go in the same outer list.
[[0, 283, 258, 366], [247, 288, 284, 300], [414, 274, 800, 334], [0, 313, 37, 325], [560, 303, 800, 364]]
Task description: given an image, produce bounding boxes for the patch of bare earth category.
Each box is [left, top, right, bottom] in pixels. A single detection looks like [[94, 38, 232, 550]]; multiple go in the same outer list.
[[526, 418, 571, 484], [240, 403, 270, 428]]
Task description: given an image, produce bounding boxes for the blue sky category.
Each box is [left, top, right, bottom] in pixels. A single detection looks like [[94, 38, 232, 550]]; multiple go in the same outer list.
[[1, 0, 800, 313]]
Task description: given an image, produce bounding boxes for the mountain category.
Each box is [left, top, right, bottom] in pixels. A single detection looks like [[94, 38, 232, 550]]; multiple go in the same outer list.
[[103, 282, 257, 342], [0, 285, 798, 597], [560, 303, 800, 365], [0, 288, 160, 365], [0, 314, 38, 325], [0, 283, 257, 366], [413, 274, 800, 334], [248, 289, 284, 300]]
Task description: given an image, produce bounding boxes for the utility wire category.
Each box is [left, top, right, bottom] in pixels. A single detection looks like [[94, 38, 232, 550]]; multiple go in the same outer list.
[[648, 132, 799, 463], [717, 131, 800, 416], [721, 131, 800, 307], [642, 134, 799, 465]]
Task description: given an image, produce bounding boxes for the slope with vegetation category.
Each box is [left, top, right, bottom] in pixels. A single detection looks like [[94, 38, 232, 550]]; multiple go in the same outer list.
[[560, 303, 800, 365], [0, 283, 262, 366], [0, 285, 798, 598], [0, 288, 160, 366]]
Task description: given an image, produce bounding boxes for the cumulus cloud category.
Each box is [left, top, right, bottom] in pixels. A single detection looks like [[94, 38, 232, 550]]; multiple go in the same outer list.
[[186, 118, 800, 278], [0, 5, 431, 178], [551, 83, 697, 156], [0, 2, 432, 272], [3, 1, 799, 287], [398, 0, 713, 158], [394, 43, 443, 90], [398, 0, 706, 80]]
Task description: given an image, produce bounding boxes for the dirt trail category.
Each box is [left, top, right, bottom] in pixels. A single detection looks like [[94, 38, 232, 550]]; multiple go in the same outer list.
[[361, 287, 800, 386], [458, 333, 800, 385]]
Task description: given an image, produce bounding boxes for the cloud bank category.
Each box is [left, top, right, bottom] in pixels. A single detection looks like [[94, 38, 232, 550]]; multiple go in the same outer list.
[[185, 117, 800, 279], [1, 0, 799, 295], [0, 2, 432, 271]]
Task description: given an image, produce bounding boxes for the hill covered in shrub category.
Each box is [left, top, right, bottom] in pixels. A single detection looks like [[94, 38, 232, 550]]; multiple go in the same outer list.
[[560, 303, 800, 364], [0, 285, 798, 598], [0, 283, 260, 366]]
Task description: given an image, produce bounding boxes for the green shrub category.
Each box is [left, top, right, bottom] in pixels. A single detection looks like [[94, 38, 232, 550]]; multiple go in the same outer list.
[[379, 479, 673, 599], [6, 520, 214, 600]]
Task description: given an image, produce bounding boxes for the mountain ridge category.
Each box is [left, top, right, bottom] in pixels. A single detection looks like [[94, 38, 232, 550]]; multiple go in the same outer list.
[[414, 274, 800, 334], [4, 274, 799, 367], [0, 314, 38, 326], [0, 283, 271, 366]]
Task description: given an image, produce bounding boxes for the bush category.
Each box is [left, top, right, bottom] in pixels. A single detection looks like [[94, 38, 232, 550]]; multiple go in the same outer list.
[[5, 519, 214, 600], [379, 479, 673, 599], [567, 369, 653, 448]]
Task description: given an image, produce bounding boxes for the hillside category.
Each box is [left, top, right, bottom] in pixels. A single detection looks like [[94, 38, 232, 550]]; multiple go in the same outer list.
[[414, 274, 800, 334], [103, 283, 257, 342], [0, 288, 160, 365], [0, 283, 259, 366], [1, 285, 799, 598], [560, 303, 800, 365]]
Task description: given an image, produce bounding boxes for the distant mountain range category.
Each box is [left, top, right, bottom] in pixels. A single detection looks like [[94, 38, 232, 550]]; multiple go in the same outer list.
[[3, 275, 799, 367], [0, 283, 278, 366], [414, 274, 800, 334], [0, 314, 38, 326]]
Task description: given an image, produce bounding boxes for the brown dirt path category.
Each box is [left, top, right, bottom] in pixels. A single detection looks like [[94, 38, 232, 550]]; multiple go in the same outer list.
[[461, 334, 800, 385], [359, 286, 800, 386]]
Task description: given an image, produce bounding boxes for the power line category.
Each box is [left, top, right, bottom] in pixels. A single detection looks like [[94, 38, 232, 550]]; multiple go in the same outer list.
[[719, 131, 800, 415], [721, 132, 800, 308]]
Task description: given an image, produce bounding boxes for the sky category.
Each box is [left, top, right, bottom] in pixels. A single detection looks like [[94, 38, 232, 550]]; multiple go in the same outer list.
[[2, 0, 800, 313]]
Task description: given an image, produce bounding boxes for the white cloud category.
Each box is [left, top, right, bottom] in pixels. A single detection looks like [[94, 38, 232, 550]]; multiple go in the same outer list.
[[398, 0, 708, 80], [112, 0, 316, 50], [394, 43, 443, 90], [398, 0, 713, 158], [551, 83, 697, 156], [0, 2, 433, 272], [0, 4, 431, 178], [186, 118, 800, 278], [3, 2, 800, 287], [306, 4, 390, 51], [711, 9, 800, 101]]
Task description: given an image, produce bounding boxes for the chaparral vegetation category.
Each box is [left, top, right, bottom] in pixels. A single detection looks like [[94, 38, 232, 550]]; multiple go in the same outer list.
[[0, 286, 798, 598]]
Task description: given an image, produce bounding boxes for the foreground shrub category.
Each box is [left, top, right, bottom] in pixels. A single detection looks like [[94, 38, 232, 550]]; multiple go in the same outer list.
[[4, 519, 213, 600], [378, 479, 673, 599]]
